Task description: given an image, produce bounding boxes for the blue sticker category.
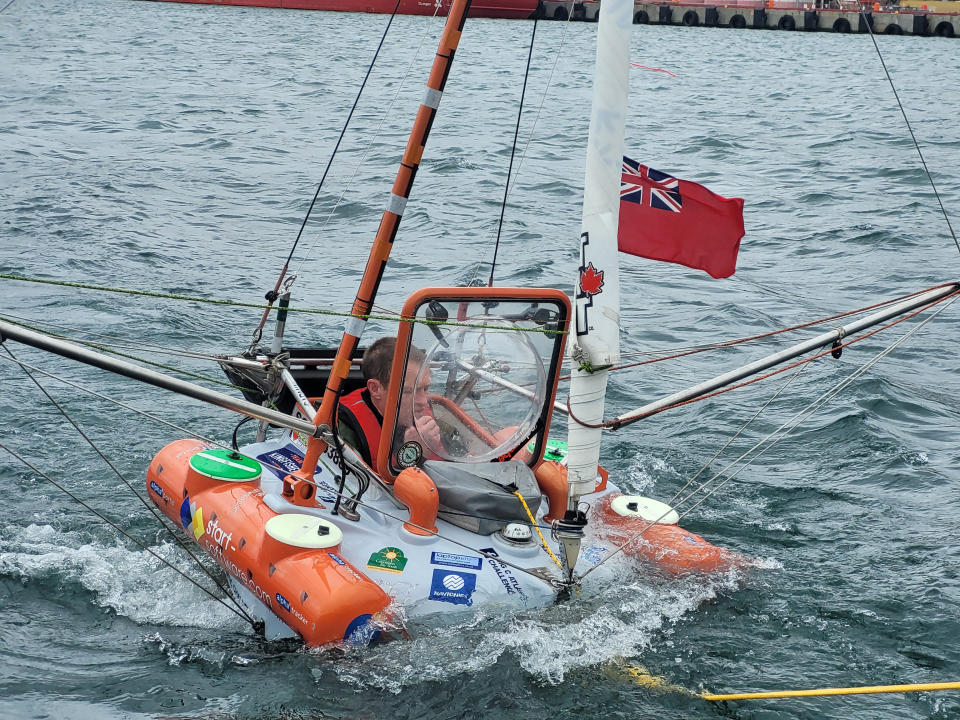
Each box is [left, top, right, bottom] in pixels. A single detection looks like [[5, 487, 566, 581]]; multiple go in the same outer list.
[[581, 545, 608, 565], [428, 569, 477, 606], [149, 480, 164, 498], [275, 593, 291, 612], [328, 553, 346, 566], [179, 497, 192, 529], [431, 551, 482, 571], [256, 446, 338, 502]]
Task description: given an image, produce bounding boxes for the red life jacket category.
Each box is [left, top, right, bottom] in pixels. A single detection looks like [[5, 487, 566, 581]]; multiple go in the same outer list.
[[337, 387, 383, 472]]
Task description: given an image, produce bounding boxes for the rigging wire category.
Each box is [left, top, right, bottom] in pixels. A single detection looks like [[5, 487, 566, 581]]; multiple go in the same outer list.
[[289, 1, 447, 282], [567, 286, 960, 430], [0, 441, 258, 627], [488, 18, 539, 287], [0, 314, 251, 392], [664, 362, 810, 510], [578, 295, 957, 582], [248, 0, 405, 351], [1, 345, 259, 627], [853, 0, 959, 255], [0, 312, 233, 364]]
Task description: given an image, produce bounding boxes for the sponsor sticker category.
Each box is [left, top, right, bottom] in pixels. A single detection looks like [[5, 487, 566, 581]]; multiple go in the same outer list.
[[256, 446, 338, 503], [479, 547, 528, 601], [328, 553, 346, 566], [276, 592, 291, 612], [367, 547, 408, 573], [428, 569, 476, 606], [149, 480, 164, 498], [191, 505, 205, 540], [431, 551, 482, 571], [581, 544, 608, 565], [179, 497, 193, 529]]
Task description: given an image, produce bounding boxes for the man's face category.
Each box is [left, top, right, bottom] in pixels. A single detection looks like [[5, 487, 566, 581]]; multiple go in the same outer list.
[[399, 362, 431, 426]]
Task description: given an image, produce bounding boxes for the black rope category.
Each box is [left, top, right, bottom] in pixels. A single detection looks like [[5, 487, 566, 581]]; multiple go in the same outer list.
[[0, 0, 18, 13], [250, 0, 405, 347], [488, 19, 539, 287], [853, 0, 959, 256], [3, 345, 259, 628]]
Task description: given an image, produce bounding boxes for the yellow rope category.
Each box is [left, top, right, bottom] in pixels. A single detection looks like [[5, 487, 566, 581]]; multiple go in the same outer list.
[[702, 680, 960, 701], [513, 490, 563, 570]]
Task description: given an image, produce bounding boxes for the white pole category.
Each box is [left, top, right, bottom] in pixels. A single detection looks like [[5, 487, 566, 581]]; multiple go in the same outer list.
[[566, 0, 632, 500]]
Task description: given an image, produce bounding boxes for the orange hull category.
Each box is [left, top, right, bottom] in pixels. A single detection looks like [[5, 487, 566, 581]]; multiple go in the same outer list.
[[593, 494, 742, 574], [146, 439, 391, 646]]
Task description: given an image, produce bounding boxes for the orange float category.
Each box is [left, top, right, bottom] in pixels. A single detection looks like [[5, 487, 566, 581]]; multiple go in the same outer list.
[[146, 439, 392, 646], [592, 493, 742, 574]]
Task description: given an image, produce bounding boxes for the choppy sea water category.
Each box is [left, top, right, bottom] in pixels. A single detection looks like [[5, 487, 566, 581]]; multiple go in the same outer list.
[[2, 0, 960, 718]]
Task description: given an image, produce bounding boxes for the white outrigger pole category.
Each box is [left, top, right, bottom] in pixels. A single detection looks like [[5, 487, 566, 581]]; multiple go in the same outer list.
[[560, 0, 633, 582]]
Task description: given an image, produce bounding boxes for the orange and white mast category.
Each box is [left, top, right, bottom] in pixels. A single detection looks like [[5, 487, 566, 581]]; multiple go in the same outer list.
[[287, 0, 473, 500]]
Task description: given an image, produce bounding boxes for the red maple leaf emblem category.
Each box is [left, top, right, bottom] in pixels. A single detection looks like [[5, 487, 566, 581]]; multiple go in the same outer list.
[[579, 263, 605, 296]]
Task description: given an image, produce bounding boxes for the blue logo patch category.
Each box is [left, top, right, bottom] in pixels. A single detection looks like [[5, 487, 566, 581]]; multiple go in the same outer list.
[[431, 551, 482, 571], [428, 569, 477, 606], [179, 497, 192, 529], [256, 446, 338, 502], [328, 553, 345, 566], [149, 480, 164, 498], [275, 593, 291, 612]]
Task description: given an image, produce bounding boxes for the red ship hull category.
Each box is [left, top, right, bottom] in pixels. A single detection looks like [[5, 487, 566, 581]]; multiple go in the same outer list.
[[145, 0, 538, 19]]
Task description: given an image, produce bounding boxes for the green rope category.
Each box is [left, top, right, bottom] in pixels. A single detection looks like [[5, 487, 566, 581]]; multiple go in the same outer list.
[[1, 273, 567, 335]]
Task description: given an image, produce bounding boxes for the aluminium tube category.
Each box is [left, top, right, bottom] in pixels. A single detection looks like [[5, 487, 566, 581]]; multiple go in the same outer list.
[[0, 320, 320, 437], [613, 283, 959, 427]]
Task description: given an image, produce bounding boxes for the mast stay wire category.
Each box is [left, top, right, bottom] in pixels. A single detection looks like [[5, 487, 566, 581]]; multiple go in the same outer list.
[[289, 1, 446, 284], [488, 18, 539, 287], [248, 0, 406, 351], [0, 442, 259, 628], [853, 0, 959, 256], [2, 346, 259, 627], [577, 295, 957, 582], [469, 1, 578, 287]]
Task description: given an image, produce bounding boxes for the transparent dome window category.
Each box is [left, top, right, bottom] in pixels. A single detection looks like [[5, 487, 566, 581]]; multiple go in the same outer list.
[[390, 298, 563, 467]]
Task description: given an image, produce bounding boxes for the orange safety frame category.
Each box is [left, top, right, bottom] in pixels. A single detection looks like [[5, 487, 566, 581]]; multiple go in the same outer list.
[[376, 286, 571, 483]]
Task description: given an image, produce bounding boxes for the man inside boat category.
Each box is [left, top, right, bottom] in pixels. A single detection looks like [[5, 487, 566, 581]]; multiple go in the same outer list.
[[336, 337, 442, 473]]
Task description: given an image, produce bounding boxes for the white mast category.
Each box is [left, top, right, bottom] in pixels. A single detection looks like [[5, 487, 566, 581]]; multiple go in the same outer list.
[[566, 0, 632, 500]]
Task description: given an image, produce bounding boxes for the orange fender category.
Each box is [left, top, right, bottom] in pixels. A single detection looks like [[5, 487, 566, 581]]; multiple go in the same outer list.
[[593, 493, 742, 574]]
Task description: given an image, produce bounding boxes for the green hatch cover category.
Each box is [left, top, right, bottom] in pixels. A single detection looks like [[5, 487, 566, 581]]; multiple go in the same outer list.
[[528, 438, 568, 463], [189, 449, 262, 482]]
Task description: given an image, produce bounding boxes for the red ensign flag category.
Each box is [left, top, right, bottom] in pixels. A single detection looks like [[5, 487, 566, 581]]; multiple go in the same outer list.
[[618, 157, 745, 279]]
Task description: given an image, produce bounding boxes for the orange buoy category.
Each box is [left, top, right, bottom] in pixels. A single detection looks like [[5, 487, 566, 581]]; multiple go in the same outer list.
[[593, 493, 742, 574]]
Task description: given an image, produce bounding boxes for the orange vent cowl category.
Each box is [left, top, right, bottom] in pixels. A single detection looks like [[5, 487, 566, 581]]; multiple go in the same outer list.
[[393, 467, 439, 536], [534, 460, 569, 524]]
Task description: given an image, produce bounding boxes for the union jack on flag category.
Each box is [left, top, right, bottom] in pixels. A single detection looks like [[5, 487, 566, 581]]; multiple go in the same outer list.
[[620, 158, 683, 213]]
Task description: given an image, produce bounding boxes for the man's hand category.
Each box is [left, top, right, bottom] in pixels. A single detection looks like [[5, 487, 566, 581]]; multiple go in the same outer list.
[[405, 415, 443, 451]]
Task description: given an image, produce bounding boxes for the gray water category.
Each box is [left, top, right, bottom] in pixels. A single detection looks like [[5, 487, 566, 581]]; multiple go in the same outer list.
[[2, 0, 960, 718]]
